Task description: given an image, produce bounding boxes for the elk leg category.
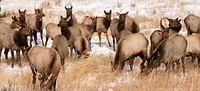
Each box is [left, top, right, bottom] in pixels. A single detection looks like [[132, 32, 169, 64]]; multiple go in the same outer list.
[[31, 68, 36, 89], [112, 36, 115, 51], [119, 61, 125, 71], [191, 55, 196, 63], [33, 31, 38, 45], [45, 36, 49, 47], [128, 58, 134, 71], [0, 44, 3, 63], [16, 49, 21, 67], [198, 56, 200, 68], [181, 56, 186, 75], [40, 31, 44, 46], [4, 49, 9, 60], [98, 32, 102, 47], [53, 78, 57, 91], [106, 32, 111, 47], [11, 50, 14, 59]]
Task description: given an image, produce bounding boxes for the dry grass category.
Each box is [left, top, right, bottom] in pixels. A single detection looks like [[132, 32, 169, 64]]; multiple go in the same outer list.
[[0, 55, 200, 91]]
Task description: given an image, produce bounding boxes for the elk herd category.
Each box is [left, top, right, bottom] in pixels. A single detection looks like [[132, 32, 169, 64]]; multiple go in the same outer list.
[[1, 5, 200, 90]]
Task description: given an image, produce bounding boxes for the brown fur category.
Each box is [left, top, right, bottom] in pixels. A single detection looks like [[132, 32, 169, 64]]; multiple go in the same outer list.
[[185, 33, 200, 67], [144, 33, 187, 75], [51, 35, 69, 66], [65, 6, 78, 26], [184, 14, 200, 35], [111, 33, 148, 72], [26, 8, 45, 46], [45, 23, 61, 46], [160, 17, 182, 32], [27, 46, 61, 90], [77, 16, 96, 44], [82, 16, 93, 25], [96, 10, 112, 47], [58, 16, 90, 57], [110, 12, 128, 51], [0, 17, 31, 67]]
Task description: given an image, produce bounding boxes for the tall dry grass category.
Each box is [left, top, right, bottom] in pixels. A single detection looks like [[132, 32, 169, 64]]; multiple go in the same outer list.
[[0, 55, 200, 91]]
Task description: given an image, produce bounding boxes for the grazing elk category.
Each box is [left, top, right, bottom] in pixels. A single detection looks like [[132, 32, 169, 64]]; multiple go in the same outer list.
[[58, 16, 90, 57], [27, 46, 61, 90], [111, 32, 148, 72], [0, 16, 31, 67], [142, 30, 187, 75], [45, 23, 61, 46], [184, 14, 200, 35], [51, 35, 69, 67], [26, 8, 45, 46], [77, 16, 97, 44], [65, 6, 78, 26], [96, 10, 112, 47]]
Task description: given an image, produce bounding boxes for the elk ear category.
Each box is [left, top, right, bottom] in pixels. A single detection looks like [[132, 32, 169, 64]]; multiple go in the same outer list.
[[35, 9, 37, 14], [125, 11, 129, 15], [70, 6, 73, 9], [18, 9, 21, 13], [178, 19, 181, 22], [104, 10, 106, 14], [60, 16, 64, 19], [116, 12, 120, 16], [109, 10, 112, 14], [24, 9, 26, 13], [66, 16, 71, 22], [41, 8, 43, 12], [65, 6, 67, 9]]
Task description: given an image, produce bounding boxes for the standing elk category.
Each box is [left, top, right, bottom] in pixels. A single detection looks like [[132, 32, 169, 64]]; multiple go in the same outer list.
[[51, 35, 69, 68], [185, 33, 200, 67], [151, 18, 182, 54], [111, 32, 148, 72], [65, 6, 78, 26], [58, 16, 90, 57], [184, 14, 200, 35], [45, 23, 61, 47], [26, 8, 45, 46], [77, 16, 97, 44], [142, 30, 187, 75], [27, 46, 61, 90], [96, 10, 112, 47], [0, 16, 31, 67], [110, 11, 140, 51]]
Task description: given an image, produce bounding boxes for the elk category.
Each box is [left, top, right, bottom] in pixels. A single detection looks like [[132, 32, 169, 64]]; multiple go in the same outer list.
[[45, 23, 61, 47], [58, 16, 90, 57], [65, 6, 78, 26], [77, 16, 97, 44], [185, 33, 200, 67], [96, 10, 112, 47], [0, 16, 31, 67], [26, 8, 45, 46], [142, 30, 187, 75], [27, 46, 61, 90], [184, 14, 200, 35], [110, 12, 128, 51], [160, 17, 182, 31], [111, 32, 148, 72], [51, 35, 69, 67]]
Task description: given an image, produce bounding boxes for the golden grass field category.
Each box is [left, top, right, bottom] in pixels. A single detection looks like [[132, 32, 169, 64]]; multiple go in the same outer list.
[[0, 55, 200, 91]]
